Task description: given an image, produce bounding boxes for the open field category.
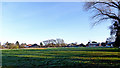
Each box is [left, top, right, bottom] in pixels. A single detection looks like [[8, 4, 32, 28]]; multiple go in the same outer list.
[[2, 47, 120, 68]]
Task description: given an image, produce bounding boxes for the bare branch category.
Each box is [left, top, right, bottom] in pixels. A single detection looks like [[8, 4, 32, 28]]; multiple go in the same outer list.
[[84, 2, 120, 10], [92, 14, 102, 19], [103, 2, 118, 8], [93, 6, 119, 20], [111, 2, 120, 10], [92, 17, 109, 27]]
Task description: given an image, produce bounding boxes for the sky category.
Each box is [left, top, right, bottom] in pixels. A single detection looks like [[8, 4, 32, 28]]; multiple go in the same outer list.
[[1, 2, 111, 44]]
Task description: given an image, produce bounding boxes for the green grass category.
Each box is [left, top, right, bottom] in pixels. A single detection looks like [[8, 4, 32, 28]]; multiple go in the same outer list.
[[2, 47, 120, 68]]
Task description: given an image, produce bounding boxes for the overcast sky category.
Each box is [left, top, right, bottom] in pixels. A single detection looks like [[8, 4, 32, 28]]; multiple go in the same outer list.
[[1, 2, 111, 44]]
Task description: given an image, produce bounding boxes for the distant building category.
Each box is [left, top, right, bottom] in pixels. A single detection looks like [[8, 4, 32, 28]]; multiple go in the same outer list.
[[27, 44, 32, 47], [25, 44, 40, 48], [66, 42, 78, 47], [29, 44, 40, 48], [88, 43, 100, 47]]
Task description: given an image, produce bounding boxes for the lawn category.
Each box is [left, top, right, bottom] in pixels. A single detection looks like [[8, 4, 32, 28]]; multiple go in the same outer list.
[[1, 47, 120, 68]]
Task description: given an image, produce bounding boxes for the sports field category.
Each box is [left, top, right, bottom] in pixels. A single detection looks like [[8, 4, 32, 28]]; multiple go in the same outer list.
[[2, 47, 120, 68]]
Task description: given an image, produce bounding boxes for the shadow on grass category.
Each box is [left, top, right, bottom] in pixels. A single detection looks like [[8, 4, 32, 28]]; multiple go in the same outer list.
[[2, 55, 120, 68], [21, 47, 120, 52]]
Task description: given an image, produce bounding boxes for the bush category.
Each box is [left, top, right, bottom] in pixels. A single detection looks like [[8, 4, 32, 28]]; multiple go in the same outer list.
[[0, 45, 2, 49], [8, 44, 19, 49]]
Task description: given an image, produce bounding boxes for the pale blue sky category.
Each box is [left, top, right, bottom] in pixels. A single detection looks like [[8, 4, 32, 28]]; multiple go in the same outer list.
[[1, 2, 111, 44]]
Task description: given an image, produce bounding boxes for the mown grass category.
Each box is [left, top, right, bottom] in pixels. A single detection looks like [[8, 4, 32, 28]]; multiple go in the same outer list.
[[1, 47, 120, 68]]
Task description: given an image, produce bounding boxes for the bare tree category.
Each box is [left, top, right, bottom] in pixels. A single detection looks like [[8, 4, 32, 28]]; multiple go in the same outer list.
[[84, 1, 120, 47], [43, 38, 65, 47]]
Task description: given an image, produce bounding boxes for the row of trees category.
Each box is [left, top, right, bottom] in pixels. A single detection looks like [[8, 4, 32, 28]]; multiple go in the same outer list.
[[0, 41, 28, 49], [0, 39, 66, 49], [0, 41, 20, 49]]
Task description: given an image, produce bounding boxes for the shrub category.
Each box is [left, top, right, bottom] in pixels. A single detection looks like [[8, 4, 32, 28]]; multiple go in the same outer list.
[[8, 44, 19, 49], [0, 45, 3, 49]]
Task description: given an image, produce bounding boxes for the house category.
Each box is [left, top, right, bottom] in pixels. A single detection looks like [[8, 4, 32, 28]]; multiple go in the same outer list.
[[25, 44, 32, 48], [88, 43, 100, 47], [29, 44, 40, 48], [106, 42, 114, 48]]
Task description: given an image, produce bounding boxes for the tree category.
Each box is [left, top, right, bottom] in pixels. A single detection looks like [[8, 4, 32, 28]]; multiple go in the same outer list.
[[15, 41, 19, 45], [92, 41, 97, 43], [40, 42, 43, 47], [84, 1, 120, 47], [80, 43, 86, 47], [20, 43, 26, 48], [5, 42, 9, 45], [15, 41, 19, 48], [5, 42, 10, 49]]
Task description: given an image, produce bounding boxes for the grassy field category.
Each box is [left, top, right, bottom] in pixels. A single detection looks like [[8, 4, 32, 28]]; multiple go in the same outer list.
[[2, 47, 120, 68]]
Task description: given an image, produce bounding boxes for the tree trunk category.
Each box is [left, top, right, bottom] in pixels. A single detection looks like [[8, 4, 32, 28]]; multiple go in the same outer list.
[[115, 2, 120, 48], [114, 27, 120, 47]]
